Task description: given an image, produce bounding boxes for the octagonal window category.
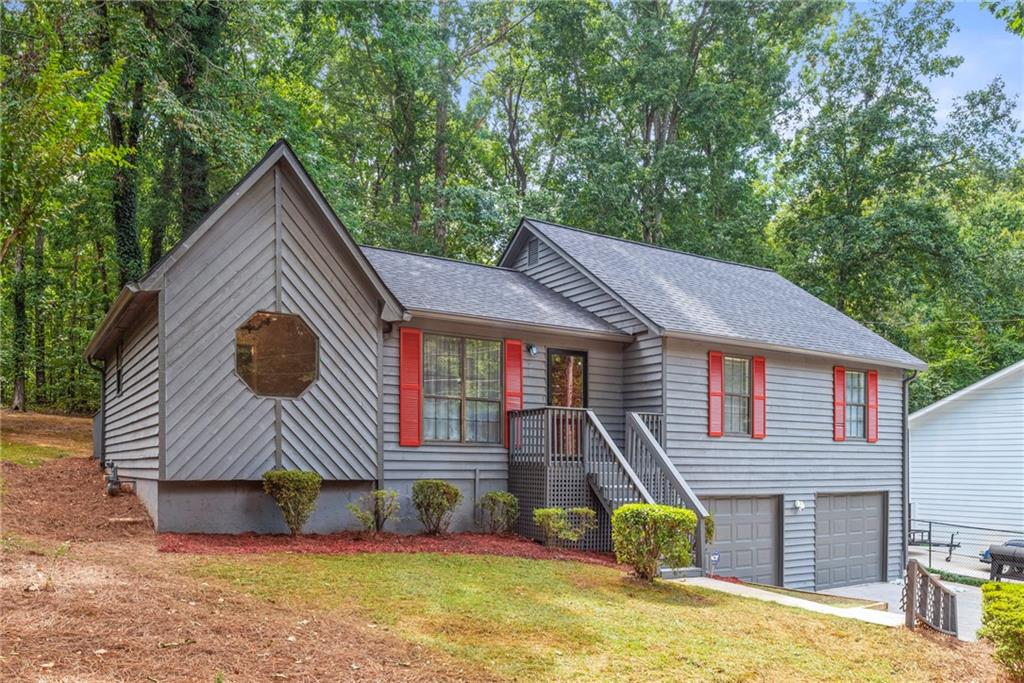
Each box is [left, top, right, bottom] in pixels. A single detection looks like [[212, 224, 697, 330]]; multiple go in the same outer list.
[[236, 311, 318, 397]]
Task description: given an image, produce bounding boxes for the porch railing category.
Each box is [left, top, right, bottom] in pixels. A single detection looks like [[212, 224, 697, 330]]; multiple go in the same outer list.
[[582, 409, 653, 512], [634, 411, 665, 446], [625, 412, 708, 566], [904, 559, 958, 637]]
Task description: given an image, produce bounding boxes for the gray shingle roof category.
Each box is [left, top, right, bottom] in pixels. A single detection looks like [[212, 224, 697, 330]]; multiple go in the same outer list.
[[363, 246, 625, 336], [525, 219, 925, 369]]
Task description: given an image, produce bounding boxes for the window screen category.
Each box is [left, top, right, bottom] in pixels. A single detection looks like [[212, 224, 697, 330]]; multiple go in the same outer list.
[[845, 370, 866, 439], [724, 356, 751, 435], [423, 334, 502, 443]]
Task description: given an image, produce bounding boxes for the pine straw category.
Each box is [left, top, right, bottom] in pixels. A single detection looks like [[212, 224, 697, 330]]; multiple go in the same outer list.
[[160, 531, 618, 568], [1, 457, 153, 542], [1, 410, 94, 456], [0, 541, 490, 682]]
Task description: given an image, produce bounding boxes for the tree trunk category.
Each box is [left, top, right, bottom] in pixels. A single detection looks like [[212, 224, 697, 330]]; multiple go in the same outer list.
[[11, 246, 27, 411], [33, 227, 46, 404], [432, 0, 451, 253], [149, 134, 176, 267], [95, 0, 145, 287]]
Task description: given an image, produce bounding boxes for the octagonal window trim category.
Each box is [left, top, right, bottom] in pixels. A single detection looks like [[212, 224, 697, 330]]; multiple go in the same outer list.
[[234, 310, 320, 399]]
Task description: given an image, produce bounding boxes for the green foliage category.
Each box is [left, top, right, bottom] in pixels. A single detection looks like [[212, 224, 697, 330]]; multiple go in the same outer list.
[[479, 491, 519, 534], [347, 489, 400, 535], [979, 582, 1024, 680], [927, 568, 986, 588], [532, 506, 597, 548], [261, 470, 323, 536], [611, 504, 697, 581], [704, 513, 716, 545], [411, 479, 463, 535]]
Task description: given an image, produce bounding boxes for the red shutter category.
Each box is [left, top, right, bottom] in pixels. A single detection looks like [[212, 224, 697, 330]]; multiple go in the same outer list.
[[504, 339, 524, 447], [833, 366, 846, 442], [708, 351, 724, 437], [752, 356, 766, 439], [866, 370, 879, 443], [399, 327, 422, 447]]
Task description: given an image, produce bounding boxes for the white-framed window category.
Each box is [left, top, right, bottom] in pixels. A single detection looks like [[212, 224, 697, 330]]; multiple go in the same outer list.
[[845, 370, 866, 439]]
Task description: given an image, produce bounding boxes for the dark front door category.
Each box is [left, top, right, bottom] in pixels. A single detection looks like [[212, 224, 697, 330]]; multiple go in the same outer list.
[[547, 350, 587, 457], [547, 349, 587, 408]]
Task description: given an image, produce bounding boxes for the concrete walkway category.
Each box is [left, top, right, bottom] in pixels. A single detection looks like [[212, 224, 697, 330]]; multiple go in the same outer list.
[[822, 580, 982, 642], [677, 577, 905, 628]]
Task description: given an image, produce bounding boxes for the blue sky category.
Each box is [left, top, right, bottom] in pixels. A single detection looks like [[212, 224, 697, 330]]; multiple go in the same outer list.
[[924, 1, 1023, 123]]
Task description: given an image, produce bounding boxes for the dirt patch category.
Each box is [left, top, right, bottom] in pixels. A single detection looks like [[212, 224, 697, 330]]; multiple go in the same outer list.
[[1, 541, 491, 682], [1, 410, 93, 456], [1, 457, 152, 541], [160, 530, 619, 568]]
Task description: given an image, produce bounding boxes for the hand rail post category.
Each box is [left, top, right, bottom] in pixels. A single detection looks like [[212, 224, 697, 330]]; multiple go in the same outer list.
[[928, 521, 933, 568], [906, 559, 918, 629]]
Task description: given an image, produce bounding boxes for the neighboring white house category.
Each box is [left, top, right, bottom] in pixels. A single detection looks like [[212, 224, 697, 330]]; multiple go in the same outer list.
[[910, 359, 1024, 532]]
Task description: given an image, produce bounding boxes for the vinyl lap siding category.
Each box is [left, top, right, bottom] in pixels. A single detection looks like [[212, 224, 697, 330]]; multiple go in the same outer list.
[[381, 319, 624, 529], [623, 332, 663, 414], [103, 304, 160, 480], [910, 370, 1024, 531], [511, 237, 645, 334], [664, 338, 905, 589]]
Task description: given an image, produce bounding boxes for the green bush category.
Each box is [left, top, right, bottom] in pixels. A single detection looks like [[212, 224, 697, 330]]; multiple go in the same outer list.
[[347, 489, 400, 534], [979, 582, 1024, 680], [262, 469, 323, 536], [703, 513, 715, 544], [479, 491, 519, 534], [532, 507, 597, 547], [411, 479, 463, 534], [611, 504, 697, 581]]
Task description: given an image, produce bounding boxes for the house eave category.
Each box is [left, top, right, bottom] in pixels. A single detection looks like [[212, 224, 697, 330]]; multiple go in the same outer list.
[[662, 330, 928, 371], [910, 357, 1024, 423], [405, 308, 633, 342], [84, 285, 159, 361]]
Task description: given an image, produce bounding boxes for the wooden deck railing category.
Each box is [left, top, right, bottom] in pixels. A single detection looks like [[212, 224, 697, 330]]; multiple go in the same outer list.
[[904, 559, 958, 637]]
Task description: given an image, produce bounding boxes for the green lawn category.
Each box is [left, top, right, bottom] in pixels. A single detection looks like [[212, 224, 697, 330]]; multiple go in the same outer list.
[[0, 440, 74, 467], [198, 553, 978, 682]]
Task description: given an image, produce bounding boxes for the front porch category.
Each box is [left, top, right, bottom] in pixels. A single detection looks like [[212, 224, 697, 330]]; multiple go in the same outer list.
[[507, 406, 708, 567]]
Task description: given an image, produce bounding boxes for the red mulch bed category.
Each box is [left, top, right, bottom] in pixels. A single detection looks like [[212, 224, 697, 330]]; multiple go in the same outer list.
[[160, 530, 620, 567], [709, 574, 744, 585]]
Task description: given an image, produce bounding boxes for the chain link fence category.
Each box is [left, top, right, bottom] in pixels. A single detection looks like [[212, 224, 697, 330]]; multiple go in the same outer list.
[[909, 518, 1024, 581]]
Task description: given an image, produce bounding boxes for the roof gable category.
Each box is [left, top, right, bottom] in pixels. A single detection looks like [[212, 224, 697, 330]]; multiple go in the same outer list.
[[910, 359, 1024, 423], [504, 219, 925, 369]]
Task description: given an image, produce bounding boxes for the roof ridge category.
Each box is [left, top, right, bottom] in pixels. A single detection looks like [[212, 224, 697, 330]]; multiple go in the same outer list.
[[361, 244, 515, 273], [524, 217, 776, 273]]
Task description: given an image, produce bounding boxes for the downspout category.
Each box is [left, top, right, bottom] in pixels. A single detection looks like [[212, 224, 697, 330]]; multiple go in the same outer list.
[[901, 369, 918, 571], [87, 358, 106, 470]]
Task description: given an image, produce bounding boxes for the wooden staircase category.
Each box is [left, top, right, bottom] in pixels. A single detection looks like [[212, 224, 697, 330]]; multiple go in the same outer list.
[[508, 407, 708, 570]]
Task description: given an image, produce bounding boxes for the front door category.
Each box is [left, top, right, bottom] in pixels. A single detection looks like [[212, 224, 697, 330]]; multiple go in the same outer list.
[[547, 350, 587, 456], [548, 349, 587, 407]]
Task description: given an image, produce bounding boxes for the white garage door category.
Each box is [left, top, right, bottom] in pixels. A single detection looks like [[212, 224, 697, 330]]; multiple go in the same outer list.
[[706, 496, 780, 585], [815, 493, 885, 590]]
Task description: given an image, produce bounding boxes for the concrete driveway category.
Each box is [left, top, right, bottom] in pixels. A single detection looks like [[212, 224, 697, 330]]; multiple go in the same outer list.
[[821, 580, 982, 641]]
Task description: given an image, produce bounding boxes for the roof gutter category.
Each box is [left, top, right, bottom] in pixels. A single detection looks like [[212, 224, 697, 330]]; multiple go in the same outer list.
[[405, 309, 633, 342], [901, 369, 919, 573], [83, 284, 141, 361], [661, 330, 927, 372]]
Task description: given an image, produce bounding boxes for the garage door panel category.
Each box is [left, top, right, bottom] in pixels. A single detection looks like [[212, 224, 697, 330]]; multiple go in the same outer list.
[[707, 496, 780, 586], [815, 492, 884, 590]]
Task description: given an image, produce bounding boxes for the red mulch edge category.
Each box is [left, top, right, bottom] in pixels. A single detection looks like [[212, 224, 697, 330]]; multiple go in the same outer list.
[[159, 530, 620, 567], [709, 574, 744, 585]]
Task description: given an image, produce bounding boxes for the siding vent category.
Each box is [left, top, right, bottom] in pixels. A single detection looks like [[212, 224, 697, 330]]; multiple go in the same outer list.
[[527, 237, 538, 266]]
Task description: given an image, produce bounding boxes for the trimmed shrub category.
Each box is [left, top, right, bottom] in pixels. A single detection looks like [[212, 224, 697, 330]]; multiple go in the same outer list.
[[412, 479, 463, 534], [532, 507, 597, 547], [479, 491, 519, 534], [262, 469, 323, 536], [979, 582, 1024, 680], [612, 503, 698, 581], [347, 489, 400, 535], [704, 513, 715, 544]]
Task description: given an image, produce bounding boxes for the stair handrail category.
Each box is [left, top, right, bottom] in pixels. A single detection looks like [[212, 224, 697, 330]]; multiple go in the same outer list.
[[583, 409, 654, 505], [627, 413, 709, 519]]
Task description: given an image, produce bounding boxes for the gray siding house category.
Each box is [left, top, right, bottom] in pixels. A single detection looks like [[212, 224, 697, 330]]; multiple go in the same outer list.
[[87, 140, 926, 590]]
